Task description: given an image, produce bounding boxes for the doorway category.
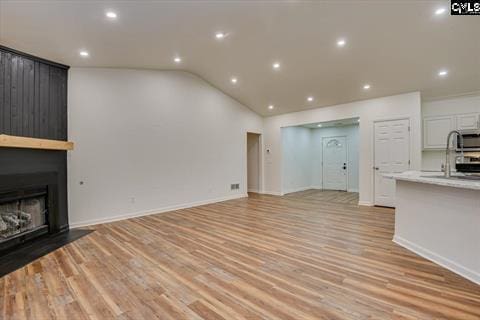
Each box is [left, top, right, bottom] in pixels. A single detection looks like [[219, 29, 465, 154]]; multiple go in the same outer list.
[[247, 133, 261, 193], [322, 136, 348, 191], [374, 118, 410, 207], [280, 118, 359, 195]]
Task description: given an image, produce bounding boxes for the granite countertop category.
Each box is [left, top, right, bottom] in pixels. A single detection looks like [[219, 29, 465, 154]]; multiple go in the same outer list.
[[384, 171, 480, 191]]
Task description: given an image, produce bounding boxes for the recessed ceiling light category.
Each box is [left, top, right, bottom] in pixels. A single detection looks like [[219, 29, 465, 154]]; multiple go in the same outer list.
[[268, 105, 274, 110], [231, 77, 238, 84], [435, 7, 446, 15], [79, 50, 89, 57], [438, 69, 448, 77], [307, 96, 314, 102], [317, 124, 322, 127], [215, 32, 226, 39], [174, 57, 182, 63], [363, 84, 371, 90], [337, 39, 346, 47], [106, 11, 117, 19], [272, 62, 280, 70]]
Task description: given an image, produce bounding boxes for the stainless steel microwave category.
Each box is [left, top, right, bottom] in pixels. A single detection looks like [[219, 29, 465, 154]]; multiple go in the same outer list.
[[457, 129, 480, 152]]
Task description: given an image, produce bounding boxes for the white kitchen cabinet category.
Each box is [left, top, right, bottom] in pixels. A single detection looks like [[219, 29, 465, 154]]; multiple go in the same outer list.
[[457, 113, 480, 130], [423, 115, 456, 149]]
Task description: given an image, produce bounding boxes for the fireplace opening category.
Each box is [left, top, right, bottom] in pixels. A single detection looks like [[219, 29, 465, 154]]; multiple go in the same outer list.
[[0, 187, 48, 243]]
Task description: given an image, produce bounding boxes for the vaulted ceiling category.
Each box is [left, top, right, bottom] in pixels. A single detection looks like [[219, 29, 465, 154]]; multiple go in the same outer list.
[[1, 1, 479, 116]]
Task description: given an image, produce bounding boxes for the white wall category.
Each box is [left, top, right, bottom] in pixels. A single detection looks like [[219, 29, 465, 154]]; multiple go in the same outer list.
[[264, 92, 422, 204], [68, 68, 263, 227], [311, 125, 359, 192], [247, 133, 260, 192], [281, 126, 312, 193], [422, 94, 480, 171], [422, 94, 480, 116], [281, 124, 359, 193]]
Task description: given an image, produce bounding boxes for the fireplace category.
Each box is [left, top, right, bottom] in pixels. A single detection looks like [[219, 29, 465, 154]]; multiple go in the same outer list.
[[0, 187, 48, 241], [0, 46, 74, 270], [0, 172, 61, 253]]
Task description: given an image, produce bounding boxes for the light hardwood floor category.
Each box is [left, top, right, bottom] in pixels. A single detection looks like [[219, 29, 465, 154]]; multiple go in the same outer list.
[[1, 190, 479, 320]]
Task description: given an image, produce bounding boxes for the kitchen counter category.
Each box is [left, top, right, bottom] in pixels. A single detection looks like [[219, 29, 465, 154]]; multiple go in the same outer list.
[[384, 171, 480, 191], [388, 171, 480, 285]]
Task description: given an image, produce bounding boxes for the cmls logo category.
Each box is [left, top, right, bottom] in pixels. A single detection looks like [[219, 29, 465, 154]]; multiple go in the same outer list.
[[451, 0, 480, 15]]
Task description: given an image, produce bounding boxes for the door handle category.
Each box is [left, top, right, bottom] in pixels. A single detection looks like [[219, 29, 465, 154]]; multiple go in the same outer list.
[[374, 167, 379, 170]]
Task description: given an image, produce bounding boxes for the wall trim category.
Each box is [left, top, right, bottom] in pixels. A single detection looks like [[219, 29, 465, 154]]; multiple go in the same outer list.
[[358, 200, 374, 206], [270, 186, 360, 195], [283, 186, 311, 195], [248, 188, 260, 193], [393, 235, 480, 285], [70, 193, 247, 228], [421, 90, 480, 103], [259, 187, 361, 196], [260, 190, 283, 196], [310, 186, 359, 193]]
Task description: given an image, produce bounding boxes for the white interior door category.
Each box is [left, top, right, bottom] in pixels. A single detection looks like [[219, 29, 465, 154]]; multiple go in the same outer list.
[[374, 119, 410, 207], [322, 136, 347, 191]]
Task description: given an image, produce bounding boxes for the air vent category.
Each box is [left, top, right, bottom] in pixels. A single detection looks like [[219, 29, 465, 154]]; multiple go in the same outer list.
[[230, 184, 240, 190]]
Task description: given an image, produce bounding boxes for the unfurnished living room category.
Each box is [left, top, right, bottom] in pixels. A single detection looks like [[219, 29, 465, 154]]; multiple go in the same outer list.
[[0, 1, 479, 319]]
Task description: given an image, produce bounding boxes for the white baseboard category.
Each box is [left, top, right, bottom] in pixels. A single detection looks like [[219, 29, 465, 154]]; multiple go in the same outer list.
[[358, 200, 374, 206], [261, 186, 361, 196], [393, 235, 480, 285], [260, 190, 283, 196], [266, 187, 359, 195], [70, 193, 248, 228], [282, 186, 312, 195]]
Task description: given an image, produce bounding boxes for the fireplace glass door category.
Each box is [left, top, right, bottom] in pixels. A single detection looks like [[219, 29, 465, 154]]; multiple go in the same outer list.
[[0, 188, 48, 242]]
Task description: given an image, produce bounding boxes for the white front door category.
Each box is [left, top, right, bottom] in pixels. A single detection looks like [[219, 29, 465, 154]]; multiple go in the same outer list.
[[374, 119, 410, 207], [322, 136, 347, 191]]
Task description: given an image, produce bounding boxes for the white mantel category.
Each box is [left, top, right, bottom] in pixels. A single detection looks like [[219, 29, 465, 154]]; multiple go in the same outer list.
[[387, 171, 480, 285]]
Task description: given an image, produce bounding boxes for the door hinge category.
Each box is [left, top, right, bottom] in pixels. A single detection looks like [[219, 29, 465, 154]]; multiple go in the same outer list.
[[408, 126, 410, 132], [408, 160, 411, 165]]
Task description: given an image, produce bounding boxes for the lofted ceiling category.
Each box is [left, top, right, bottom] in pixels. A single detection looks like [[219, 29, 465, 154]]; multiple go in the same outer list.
[[1, 1, 479, 116]]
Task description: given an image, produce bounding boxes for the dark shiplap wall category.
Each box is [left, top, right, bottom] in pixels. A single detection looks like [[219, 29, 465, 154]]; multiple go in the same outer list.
[[0, 45, 70, 231], [0, 46, 68, 140]]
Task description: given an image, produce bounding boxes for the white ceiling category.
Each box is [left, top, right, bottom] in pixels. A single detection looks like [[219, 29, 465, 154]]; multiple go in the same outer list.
[[1, 1, 479, 116], [301, 118, 360, 129]]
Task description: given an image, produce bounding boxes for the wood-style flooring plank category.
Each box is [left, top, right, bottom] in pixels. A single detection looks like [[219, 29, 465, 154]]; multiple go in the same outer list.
[[1, 190, 479, 319]]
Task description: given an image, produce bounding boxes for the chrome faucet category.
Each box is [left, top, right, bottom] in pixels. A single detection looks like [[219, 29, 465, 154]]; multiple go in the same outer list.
[[444, 130, 464, 178]]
